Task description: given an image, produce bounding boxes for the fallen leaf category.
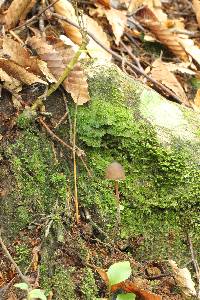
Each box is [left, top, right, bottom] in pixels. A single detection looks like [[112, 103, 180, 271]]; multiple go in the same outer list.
[[169, 260, 196, 297], [2, 37, 42, 75], [104, 7, 127, 45], [193, 0, 200, 27], [28, 36, 90, 104], [52, 0, 82, 45], [5, 0, 33, 29], [194, 89, 200, 107], [111, 280, 162, 300], [0, 59, 47, 86], [136, 6, 188, 61], [150, 58, 189, 106]]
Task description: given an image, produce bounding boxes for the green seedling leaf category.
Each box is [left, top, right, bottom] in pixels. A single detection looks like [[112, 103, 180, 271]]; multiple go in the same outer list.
[[28, 289, 47, 300], [14, 282, 29, 290], [117, 293, 136, 300], [107, 261, 132, 286]]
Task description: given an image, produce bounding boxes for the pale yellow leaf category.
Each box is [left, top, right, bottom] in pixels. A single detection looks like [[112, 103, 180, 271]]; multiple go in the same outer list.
[[84, 15, 112, 61], [169, 260, 196, 297], [193, 0, 200, 27], [194, 89, 200, 107], [179, 37, 200, 65], [104, 7, 127, 45]]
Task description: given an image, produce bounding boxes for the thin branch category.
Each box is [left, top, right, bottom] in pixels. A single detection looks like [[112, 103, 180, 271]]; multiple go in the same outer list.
[[0, 228, 30, 287], [72, 103, 79, 223], [52, 12, 190, 106], [13, 0, 60, 31], [187, 233, 200, 298]]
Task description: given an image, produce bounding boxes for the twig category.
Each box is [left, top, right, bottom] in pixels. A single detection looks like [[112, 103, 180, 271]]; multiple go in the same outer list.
[[187, 233, 200, 298], [0, 228, 30, 287], [72, 102, 79, 223], [52, 12, 189, 106], [120, 40, 144, 72], [13, 0, 60, 31]]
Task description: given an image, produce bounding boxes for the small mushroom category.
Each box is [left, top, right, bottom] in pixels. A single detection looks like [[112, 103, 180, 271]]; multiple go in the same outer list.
[[105, 162, 125, 233]]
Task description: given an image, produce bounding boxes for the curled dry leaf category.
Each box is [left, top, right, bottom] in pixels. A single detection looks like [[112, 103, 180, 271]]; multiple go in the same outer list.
[[83, 14, 112, 61], [0, 59, 47, 86], [19, 0, 36, 24], [52, 0, 111, 61], [95, 0, 111, 9], [28, 36, 90, 105], [150, 58, 189, 106], [5, 0, 33, 29], [193, 0, 200, 27], [179, 38, 200, 66], [128, 0, 167, 22], [104, 7, 127, 45], [111, 280, 162, 300], [2, 37, 42, 75], [136, 6, 188, 62], [169, 260, 196, 298], [0, 67, 22, 94], [52, 0, 82, 45]]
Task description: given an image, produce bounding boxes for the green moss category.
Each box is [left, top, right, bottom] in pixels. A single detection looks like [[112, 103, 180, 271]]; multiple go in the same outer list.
[[73, 66, 200, 262], [52, 267, 77, 300], [80, 268, 98, 300], [2, 128, 68, 236], [14, 244, 31, 270]]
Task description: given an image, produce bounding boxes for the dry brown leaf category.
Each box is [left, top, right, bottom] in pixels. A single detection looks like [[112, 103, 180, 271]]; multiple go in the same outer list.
[[83, 15, 111, 61], [5, 0, 33, 29], [53, 0, 111, 60], [52, 0, 82, 45], [28, 37, 90, 105], [96, 267, 109, 285], [19, 0, 36, 24], [150, 58, 189, 106], [111, 280, 162, 300], [104, 7, 127, 45], [54, 40, 90, 104], [96, 0, 111, 9], [2, 37, 42, 75], [0, 59, 47, 86], [169, 260, 196, 298], [136, 6, 188, 61], [193, 0, 200, 27], [128, 0, 167, 22], [179, 38, 200, 66], [194, 89, 200, 107], [0, 67, 22, 93]]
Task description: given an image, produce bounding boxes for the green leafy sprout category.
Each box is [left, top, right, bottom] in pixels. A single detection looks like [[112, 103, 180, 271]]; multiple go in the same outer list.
[[14, 283, 47, 300], [106, 261, 135, 300]]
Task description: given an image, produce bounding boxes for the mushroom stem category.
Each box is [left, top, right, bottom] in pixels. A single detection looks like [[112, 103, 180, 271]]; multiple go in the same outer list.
[[114, 180, 121, 229]]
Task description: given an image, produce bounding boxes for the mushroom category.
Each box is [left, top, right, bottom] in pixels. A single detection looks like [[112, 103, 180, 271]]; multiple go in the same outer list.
[[105, 162, 125, 231]]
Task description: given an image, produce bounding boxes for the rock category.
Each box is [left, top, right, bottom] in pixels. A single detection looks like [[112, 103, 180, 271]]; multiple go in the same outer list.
[[0, 62, 199, 296]]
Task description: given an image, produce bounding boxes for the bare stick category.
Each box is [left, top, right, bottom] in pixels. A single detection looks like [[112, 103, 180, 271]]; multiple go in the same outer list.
[[187, 233, 200, 298], [72, 103, 79, 223], [0, 229, 30, 287], [13, 0, 60, 31]]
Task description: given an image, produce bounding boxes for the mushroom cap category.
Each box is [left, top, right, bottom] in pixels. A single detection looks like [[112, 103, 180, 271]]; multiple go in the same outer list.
[[105, 162, 125, 181]]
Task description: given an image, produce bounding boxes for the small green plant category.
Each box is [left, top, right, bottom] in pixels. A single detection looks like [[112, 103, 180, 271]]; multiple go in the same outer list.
[[106, 261, 136, 300], [14, 282, 47, 300], [117, 293, 136, 300]]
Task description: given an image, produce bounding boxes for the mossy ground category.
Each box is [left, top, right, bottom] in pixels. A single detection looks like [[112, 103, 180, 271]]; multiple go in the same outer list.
[[1, 64, 200, 298]]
